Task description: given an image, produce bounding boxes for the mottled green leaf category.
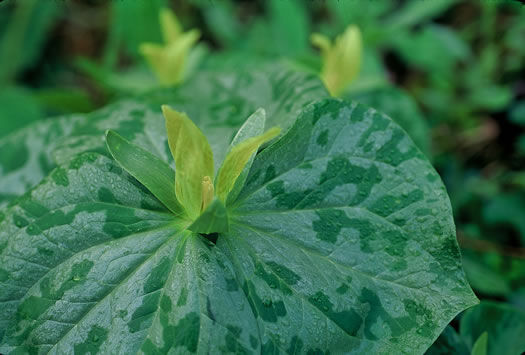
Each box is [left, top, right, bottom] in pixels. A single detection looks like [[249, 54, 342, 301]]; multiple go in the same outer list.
[[225, 99, 476, 353], [0, 154, 258, 353], [106, 130, 183, 216], [345, 87, 431, 156], [0, 98, 475, 353]]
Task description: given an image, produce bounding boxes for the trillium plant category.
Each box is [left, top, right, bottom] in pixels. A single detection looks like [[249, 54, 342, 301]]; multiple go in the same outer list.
[[106, 106, 280, 235], [0, 9, 476, 353]]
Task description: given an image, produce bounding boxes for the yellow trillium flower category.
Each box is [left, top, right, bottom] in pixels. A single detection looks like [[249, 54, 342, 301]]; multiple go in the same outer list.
[[140, 8, 200, 86], [162, 106, 281, 221], [311, 25, 362, 97]]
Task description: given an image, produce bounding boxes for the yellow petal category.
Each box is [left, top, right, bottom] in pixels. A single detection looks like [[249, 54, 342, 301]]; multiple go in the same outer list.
[[315, 25, 362, 97], [163, 29, 200, 84], [139, 43, 171, 84], [140, 9, 200, 86], [162, 105, 214, 219], [216, 127, 281, 202], [160, 8, 182, 44]]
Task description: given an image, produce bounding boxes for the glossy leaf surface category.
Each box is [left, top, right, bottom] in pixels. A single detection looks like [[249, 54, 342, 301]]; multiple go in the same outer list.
[[0, 99, 476, 354]]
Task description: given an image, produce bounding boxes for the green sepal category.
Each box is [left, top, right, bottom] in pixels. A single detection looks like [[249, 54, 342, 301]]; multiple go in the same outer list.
[[215, 112, 280, 203], [187, 198, 229, 234], [223, 108, 265, 205], [105, 130, 183, 216]]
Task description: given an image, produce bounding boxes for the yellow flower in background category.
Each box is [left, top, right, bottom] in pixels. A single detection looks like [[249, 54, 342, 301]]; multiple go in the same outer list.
[[311, 25, 362, 97], [140, 8, 200, 86]]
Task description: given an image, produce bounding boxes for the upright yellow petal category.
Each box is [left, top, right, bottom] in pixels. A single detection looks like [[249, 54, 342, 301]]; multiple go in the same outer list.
[[312, 25, 362, 97], [160, 8, 182, 44], [162, 105, 214, 219], [215, 127, 281, 202], [162, 29, 200, 85], [140, 8, 200, 86]]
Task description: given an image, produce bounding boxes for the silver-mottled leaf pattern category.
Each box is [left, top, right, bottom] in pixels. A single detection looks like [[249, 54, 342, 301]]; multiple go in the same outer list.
[[0, 97, 475, 353]]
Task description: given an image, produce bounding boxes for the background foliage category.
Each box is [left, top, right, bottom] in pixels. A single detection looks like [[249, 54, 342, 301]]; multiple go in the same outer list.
[[0, 0, 524, 353]]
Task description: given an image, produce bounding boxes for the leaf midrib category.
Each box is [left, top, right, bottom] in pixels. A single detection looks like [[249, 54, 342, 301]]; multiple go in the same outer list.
[[1, 224, 176, 350], [225, 228, 407, 354], [47, 227, 182, 354]]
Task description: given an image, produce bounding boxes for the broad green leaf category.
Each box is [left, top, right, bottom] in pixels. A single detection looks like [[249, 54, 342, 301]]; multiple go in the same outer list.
[[471, 332, 488, 355], [163, 106, 214, 219], [425, 326, 470, 355], [0, 99, 476, 353], [106, 130, 183, 216], [460, 302, 525, 355], [188, 198, 229, 234], [0, 154, 257, 353], [216, 127, 281, 203], [228, 99, 477, 353], [0, 66, 328, 207], [0, 114, 85, 208], [345, 87, 431, 156]]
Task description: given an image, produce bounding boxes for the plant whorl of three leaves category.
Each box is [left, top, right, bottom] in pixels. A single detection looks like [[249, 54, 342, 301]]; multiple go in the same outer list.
[[0, 98, 476, 354], [108, 105, 280, 233]]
